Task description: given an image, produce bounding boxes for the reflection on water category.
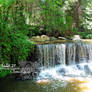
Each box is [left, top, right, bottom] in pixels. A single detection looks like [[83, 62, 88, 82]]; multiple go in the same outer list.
[[66, 78, 92, 92], [37, 77, 92, 92], [0, 77, 92, 92]]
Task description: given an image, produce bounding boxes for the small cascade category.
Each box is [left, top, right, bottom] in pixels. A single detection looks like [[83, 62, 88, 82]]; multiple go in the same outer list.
[[66, 43, 92, 64], [66, 43, 76, 64], [36, 42, 92, 66], [36, 44, 66, 67]]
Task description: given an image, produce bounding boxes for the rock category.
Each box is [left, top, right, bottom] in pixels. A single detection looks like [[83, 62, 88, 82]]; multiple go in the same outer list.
[[36, 36, 41, 39], [84, 65, 91, 74], [76, 64, 83, 70], [40, 35, 50, 41], [58, 37, 67, 40], [30, 35, 50, 41], [72, 35, 81, 41], [31, 35, 68, 42], [30, 36, 41, 41], [16, 61, 39, 80], [57, 67, 68, 75], [50, 37, 57, 41], [19, 61, 27, 67]]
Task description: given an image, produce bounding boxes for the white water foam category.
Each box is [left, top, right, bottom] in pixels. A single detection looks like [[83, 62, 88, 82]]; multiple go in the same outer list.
[[37, 62, 92, 80]]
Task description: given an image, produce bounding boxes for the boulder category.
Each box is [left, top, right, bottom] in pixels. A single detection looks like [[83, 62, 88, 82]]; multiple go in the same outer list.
[[40, 35, 50, 41], [30, 36, 40, 41], [30, 35, 50, 41]]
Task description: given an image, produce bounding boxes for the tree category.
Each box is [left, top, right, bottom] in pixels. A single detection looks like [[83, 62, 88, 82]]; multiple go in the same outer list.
[[0, 0, 34, 64], [82, 0, 92, 31]]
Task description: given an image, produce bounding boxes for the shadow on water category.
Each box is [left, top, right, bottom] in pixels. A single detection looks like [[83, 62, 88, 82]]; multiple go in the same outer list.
[[0, 78, 43, 92]]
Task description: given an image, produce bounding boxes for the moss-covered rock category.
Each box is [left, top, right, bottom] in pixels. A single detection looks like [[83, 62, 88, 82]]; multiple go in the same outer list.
[[30, 35, 50, 42]]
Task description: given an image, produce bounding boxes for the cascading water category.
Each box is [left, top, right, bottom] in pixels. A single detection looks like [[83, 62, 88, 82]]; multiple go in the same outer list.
[[35, 42, 92, 92], [36, 44, 66, 67], [66, 43, 92, 64], [36, 42, 92, 66], [35, 42, 92, 79]]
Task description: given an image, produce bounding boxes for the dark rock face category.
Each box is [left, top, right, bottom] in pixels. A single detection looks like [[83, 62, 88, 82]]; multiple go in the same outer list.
[[15, 61, 39, 80]]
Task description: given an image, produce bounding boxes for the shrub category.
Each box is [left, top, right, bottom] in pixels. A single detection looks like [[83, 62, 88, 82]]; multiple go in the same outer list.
[[0, 65, 11, 78], [86, 34, 92, 39], [9, 33, 35, 64], [0, 33, 35, 64]]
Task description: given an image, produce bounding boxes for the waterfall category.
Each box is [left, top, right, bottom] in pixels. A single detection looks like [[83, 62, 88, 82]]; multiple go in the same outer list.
[[35, 42, 92, 81], [36, 44, 66, 67], [36, 42, 92, 66]]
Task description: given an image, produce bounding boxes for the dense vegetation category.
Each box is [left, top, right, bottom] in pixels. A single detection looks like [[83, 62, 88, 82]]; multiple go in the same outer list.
[[0, 0, 92, 78]]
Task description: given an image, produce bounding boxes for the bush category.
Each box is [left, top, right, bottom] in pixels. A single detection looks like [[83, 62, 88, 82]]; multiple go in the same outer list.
[[78, 32, 89, 39], [9, 33, 35, 64], [0, 33, 35, 64], [28, 25, 43, 37], [0, 65, 11, 78], [86, 34, 92, 39]]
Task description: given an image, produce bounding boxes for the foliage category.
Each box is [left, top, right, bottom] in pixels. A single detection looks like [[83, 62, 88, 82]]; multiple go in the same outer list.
[[8, 33, 35, 64], [28, 25, 43, 37], [0, 0, 35, 65], [36, 0, 84, 37], [78, 32, 89, 39], [82, 0, 92, 31], [86, 34, 92, 39], [38, 0, 70, 36], [0, 65, 11, 78]]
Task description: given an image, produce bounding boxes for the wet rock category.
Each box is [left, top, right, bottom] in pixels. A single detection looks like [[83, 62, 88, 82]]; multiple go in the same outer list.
[[57, 68, 68, 75], [84, 65, 91, 73], [76, 64, 83, 70]]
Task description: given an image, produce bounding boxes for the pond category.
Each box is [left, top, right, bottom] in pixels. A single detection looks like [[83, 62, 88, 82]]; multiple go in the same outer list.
[[0, 77, 92, 92]]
